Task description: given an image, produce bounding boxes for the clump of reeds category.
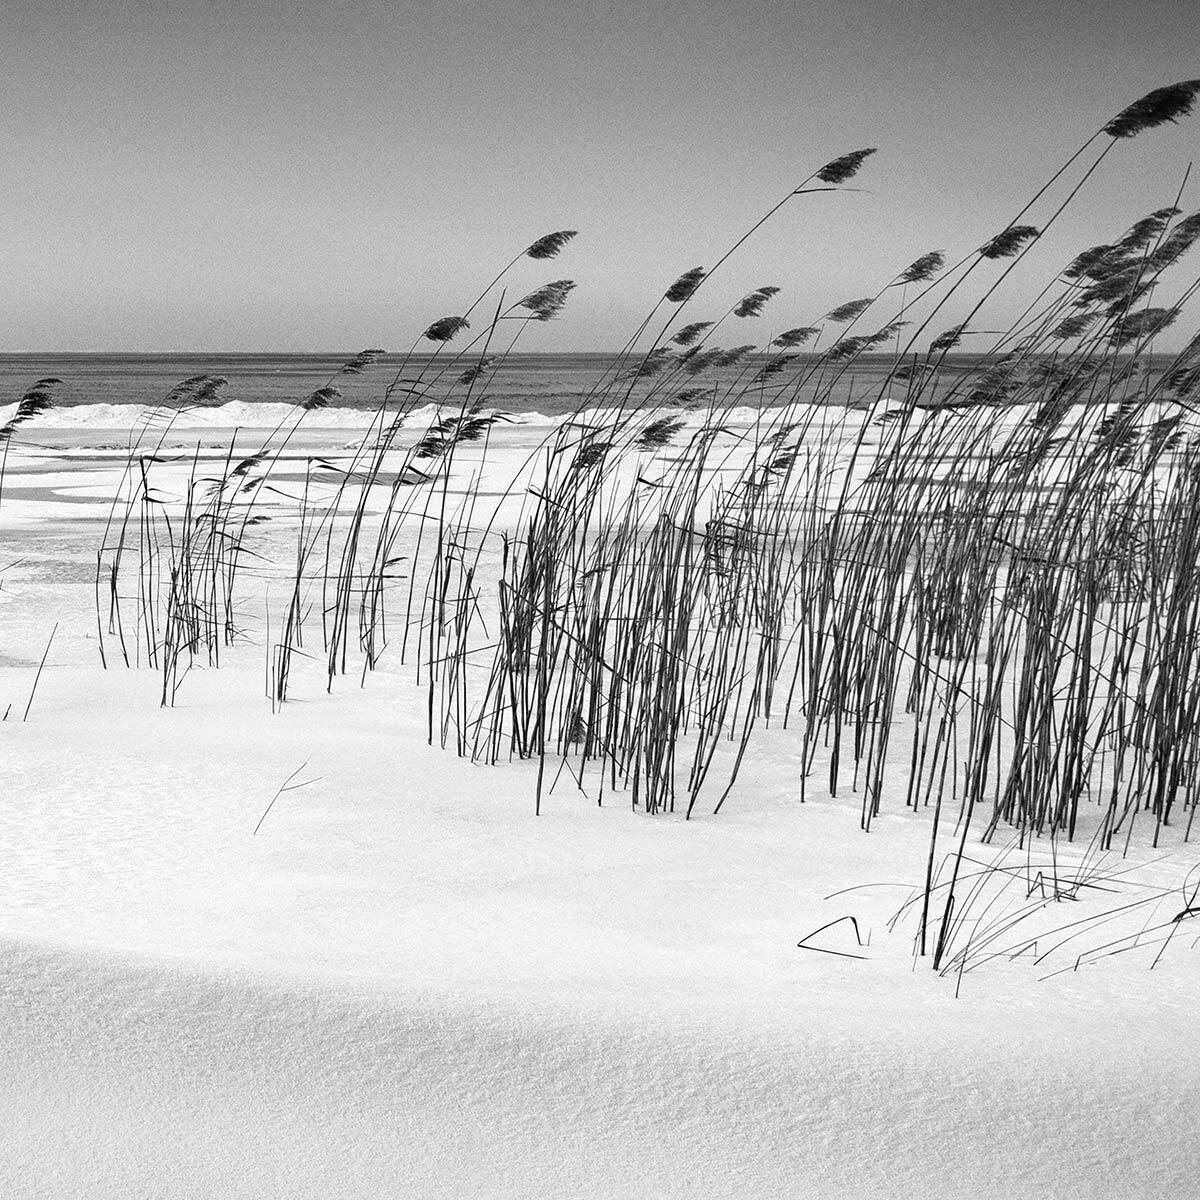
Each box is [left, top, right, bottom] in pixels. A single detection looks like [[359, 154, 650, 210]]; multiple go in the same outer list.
[[78, 80, 1200, 989]]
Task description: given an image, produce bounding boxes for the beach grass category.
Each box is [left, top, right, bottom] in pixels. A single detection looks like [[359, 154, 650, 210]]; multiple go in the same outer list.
[[65, 78, 1200, 972]]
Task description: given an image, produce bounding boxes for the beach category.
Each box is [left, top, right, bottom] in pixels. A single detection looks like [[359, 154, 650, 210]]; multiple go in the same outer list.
[[2, 399, 1197, 1197]]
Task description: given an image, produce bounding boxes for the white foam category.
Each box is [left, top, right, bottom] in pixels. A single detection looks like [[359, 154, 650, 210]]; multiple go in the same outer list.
[[0, 398, 808, 437]]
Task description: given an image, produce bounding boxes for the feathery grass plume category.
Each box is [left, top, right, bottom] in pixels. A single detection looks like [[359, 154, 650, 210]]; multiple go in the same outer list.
[[424, 315, 470, 342], [1074, 264, 1146, 306], [1118, 207, 1182, 252], [1148, 411, 1186, 439], [0, 379, 59, 442], [162, 374, 213, 405], [1149, 211, 1200, 270], [894, 250, 945, 285], [682, 347, 725, 374], [825, 334, 870, 360], [570, 439, 611, 471], [525, 230, 577, 259], [636, 417, 684, 448], [754, 354, 796, 381], [1064, 243, 1123, 281], [1110, 306, 1179, 347], [338, 348, 387, 375], [1174, 328, 1200, 365], [665, 266, 706, 303], [717, 344, 757, 368], [864, 319, 910, 347], [825, 297, 873, 322], [1104, 80, 1200, 138], [668, 387, 709, 407], [516, 279, 575, 321], [1027, 360, 1073, 386], [415, 412, 504, 457], [462, 414, 507, 441], [413, 416, 457, 459], [1104, 286, 1154, 319], [733, 286, 781, 317], [1165, 365, 1200, 397], [813, 147, 876, 185], [978, 225, 1039, 259], [231, 453, 266, 478], [457, 356, 496, 384], [1070, 243, 1113, 280], [1096, 398, 1141, 450], [302, 386, 342, 410], [12, 387, 53, 419], [670, 321, 713, 347], [1050, 312, 1099, 339], [625, 347, 673, 379], [930, 323, 968, 351], [772, 326, 819, 348], [192, 376, 230, 406], [964, 357, 1020, 405]]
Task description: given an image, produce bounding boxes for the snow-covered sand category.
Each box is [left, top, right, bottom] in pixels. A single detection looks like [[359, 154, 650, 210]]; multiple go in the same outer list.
[[2, 412, 1198, 1198]]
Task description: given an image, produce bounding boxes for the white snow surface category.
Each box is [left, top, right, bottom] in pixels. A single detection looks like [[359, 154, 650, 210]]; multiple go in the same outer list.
[[1, 424, 1198, 1198]]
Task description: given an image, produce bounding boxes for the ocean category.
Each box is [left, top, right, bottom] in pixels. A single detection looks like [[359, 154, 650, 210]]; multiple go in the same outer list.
[[0, 351, 947, 418], [4, 350, 1170, 427]]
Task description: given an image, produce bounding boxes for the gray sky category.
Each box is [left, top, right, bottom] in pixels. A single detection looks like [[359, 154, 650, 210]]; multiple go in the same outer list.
[[4, 0, 1199, 351]]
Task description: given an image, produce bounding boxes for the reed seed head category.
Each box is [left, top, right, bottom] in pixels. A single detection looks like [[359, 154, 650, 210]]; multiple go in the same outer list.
[[754, 354, 796, 381], [1050, 312, 1098, 339], [930, 324, 968, 352], [424, 316, 470, 342], [864, 320, 909, 348], [668, 387, 709, 407], [636, 417, 684, 448], [516, 279, 575, 321], [525, 230, 578, 259], [1110, 306, 1178, 347], [670, 321, 713, 347], [570, 439, 611, 471], [1118, 207, 1181, 252], [825, 297, 873, 322], [164, 374, 214, 405], [1, 378, 62, 442], [1064, 243, 1122, 281], [733, 286, 781, 318], [625, 347, 673, 380], [665, 267, 706, 303], [457, 357, 496, 385], [814, 148, 877, 185], [895, 250, 945, 285], [716, 344, 756, 368], [339, 348, 386, 375], [193, 376, 229, 406], [772, 326, 819, 348], [825, 334, 869, 360], [1149, 211, 1200, 270], [302, 386, 342, 410], [978, 225, 1039, 259], [682, 346, 724, 375], [1104, 80, 1200, 138]]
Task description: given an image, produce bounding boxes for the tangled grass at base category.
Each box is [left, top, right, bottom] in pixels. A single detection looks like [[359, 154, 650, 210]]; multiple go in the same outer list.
[[7, 81, 1200, 973]]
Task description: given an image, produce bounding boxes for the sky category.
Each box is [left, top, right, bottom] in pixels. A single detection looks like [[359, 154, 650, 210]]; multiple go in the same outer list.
[[3, 0, 1199, 351]]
